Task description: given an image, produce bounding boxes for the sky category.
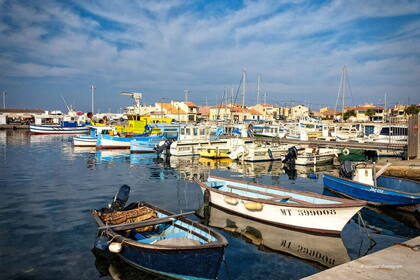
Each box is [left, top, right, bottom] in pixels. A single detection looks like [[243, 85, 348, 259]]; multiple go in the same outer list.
[[0, 0, 419, 113]]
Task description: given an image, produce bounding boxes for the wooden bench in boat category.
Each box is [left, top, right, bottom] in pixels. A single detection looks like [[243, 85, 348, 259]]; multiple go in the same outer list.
[[225, 184, 314, 205]]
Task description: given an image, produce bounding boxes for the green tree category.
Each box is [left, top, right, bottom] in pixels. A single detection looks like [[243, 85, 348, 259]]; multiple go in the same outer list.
[[365, 109, 375, 120], [343, 110, 356, 120], [404, 105, 420, 115]]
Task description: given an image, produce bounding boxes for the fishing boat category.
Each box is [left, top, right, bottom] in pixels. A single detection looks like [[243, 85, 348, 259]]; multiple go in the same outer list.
[[130, 138, 162, 153], [294, 148, 338, 166], [194, 176, 365, 234], [323, 164, 420, 207], [30, 121, 89, 134], [97, 134, 167, 150], [73, 126, 115, 147], [92, 186, 228, 280], [197, 205, 351, 269]]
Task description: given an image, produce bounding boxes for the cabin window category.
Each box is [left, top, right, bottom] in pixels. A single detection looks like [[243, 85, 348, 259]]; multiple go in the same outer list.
[[193, 128, 198, 136], [186, 128, 191, 135], [200, 128, 205, 135], [181, 128, 185, 135]]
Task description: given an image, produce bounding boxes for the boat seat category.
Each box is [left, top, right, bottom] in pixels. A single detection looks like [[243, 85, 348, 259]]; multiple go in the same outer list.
[[136, 232, 187, 244], [153, 237, 201, 246]]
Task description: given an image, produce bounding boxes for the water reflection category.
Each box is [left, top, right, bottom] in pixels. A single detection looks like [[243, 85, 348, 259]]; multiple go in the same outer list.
[[197, 205, 351, 270], [92, 249, 164, 280]]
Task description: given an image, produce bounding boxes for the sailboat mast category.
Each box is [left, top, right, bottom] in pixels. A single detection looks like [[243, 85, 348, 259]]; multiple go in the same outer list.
[[242, 70, 246, 108], [257, 74, 261, 105]]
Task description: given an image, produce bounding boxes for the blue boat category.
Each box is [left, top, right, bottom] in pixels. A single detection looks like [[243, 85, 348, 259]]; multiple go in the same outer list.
[[130, 138, 164, 153], [323, 174, 420, 206], [92, 200, 228, 280], [97, 134, 167, 149]]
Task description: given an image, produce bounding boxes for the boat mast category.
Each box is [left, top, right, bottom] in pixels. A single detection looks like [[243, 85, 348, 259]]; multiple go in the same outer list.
[[184, 89, 189, 102], [242, 70, 246, 108], [257, 74, 261, 105], [334, 66, 347, 121], [384, 92, 387, 123], [90, 85, 96, 114]]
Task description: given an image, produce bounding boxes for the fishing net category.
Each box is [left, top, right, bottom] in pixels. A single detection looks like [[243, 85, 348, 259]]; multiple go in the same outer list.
[[98, 207, 157, 232]]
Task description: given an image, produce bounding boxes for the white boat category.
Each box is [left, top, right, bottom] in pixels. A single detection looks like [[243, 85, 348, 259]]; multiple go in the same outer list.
[[294, 148, 338, 166], [73, 126, 115, 147], [230, 144, 290, 162], [30, 121, 89, 134], [194, 176, 365, 234], [197, 205, 351, 268]]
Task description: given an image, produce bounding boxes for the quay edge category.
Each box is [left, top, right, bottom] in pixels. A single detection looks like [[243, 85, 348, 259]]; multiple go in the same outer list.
[[302, 236, 420, 280]]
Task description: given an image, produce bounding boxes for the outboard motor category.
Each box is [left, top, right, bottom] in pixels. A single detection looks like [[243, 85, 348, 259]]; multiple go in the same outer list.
[[108, 184, 130, 211], [339, 160, 354, 179], [155, 139, 173, 154], [282, 146, 298, 164]]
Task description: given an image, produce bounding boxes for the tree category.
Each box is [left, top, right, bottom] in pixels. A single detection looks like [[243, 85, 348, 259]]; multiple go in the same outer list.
[[365, 109, 375, 120], [343, 110, 356, 120], [404, 105, 420, 115]]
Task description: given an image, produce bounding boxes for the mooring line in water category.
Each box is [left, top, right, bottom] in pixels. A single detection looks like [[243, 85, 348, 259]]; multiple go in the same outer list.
[[357, 212, 377, 256], [221, 255, 231, 280]]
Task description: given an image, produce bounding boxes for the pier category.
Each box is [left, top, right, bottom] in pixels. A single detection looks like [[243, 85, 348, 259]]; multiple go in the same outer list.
[[252, 137, 406, 152], [303, 236, 420, 280]]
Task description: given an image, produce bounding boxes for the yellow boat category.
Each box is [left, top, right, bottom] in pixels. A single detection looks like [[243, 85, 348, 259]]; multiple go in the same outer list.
[[199, 157, 232, 168], [115, 114, 173, 135], [200, 147, 231, 159], [308, 131, 322, 138]]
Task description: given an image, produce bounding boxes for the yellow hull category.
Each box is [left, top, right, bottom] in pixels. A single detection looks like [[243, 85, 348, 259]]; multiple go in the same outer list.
[[200, 148, 230, 159], [115, 116, 172, 134]]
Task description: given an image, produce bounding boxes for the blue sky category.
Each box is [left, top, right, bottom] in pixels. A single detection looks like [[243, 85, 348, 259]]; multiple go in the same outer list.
[[0, 0, 419, 112]]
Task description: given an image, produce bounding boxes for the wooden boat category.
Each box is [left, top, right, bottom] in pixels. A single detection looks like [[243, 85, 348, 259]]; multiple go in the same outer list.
[[97, 134, 166, 150], [197, 205, 351, 269], [92, 201, 228, 280], [323, 171, 420, 207], [30, 121, 89, 134], [229, 144, 289, 162], [194, 176, 365, 234]]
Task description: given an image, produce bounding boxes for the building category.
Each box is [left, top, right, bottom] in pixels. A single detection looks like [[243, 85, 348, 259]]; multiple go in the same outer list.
[[154, 101, 199, 122], [289, 105, 309, 120], [209, 106, 262, 122], [249, 104, 277, 121], [319, 107, 340, 119], [0, 108, 46, 125], [345, 104, 384, 122]]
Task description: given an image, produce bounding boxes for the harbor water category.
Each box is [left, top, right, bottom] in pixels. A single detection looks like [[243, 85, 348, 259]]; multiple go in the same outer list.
[[1, 130, 419, 280]]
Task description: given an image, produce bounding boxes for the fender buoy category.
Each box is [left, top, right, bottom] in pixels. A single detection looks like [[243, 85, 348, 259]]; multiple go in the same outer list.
[[268, 148, 273, 159], [109, 242, 122, 253], [343, 148, 350, 156]]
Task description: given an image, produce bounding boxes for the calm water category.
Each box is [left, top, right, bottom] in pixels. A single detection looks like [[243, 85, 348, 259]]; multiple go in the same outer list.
[[1, 130, 419, 280]]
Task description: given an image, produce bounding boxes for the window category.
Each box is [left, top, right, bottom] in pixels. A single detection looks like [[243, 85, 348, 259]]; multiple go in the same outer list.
[[193, 128, 198, 136], [186, 128, 191, 135]]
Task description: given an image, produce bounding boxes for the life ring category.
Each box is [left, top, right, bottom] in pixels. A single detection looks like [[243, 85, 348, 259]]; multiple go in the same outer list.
[[343, 148, 350, 156], [268, 148, 273, 159]]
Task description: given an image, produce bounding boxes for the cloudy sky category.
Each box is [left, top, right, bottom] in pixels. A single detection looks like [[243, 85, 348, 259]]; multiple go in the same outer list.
[[0, 0, 419, 112]]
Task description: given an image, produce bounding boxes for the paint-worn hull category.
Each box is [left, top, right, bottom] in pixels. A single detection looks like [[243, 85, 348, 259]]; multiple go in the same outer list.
[[73, 136, 97, 146]]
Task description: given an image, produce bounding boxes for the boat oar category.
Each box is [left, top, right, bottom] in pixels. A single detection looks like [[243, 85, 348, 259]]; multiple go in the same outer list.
[[98, 210, 195, 231]]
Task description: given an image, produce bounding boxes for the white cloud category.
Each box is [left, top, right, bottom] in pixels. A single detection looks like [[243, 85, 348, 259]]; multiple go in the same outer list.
[[0, 0, 419, 111]]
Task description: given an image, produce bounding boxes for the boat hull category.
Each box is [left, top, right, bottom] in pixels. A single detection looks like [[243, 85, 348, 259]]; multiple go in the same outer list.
[[30, 124, 89, 134], [130, 141, 157, 153], [295, 154, 335, 166], [73, 136, 97, 146], [119, 244, 225, 280], [323, 175, 420, 206], [97, 135, 132, 149]]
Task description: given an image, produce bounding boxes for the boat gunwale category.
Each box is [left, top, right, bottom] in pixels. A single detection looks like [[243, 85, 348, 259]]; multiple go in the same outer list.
[[92, 201, 228, 251], [323, 174, 420, 196], [195, 175, 366, 208]]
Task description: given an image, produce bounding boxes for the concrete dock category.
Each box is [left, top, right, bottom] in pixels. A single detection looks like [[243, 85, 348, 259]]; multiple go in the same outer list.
[[303, 236, 420, 280], [373, 160, 420, 181]]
